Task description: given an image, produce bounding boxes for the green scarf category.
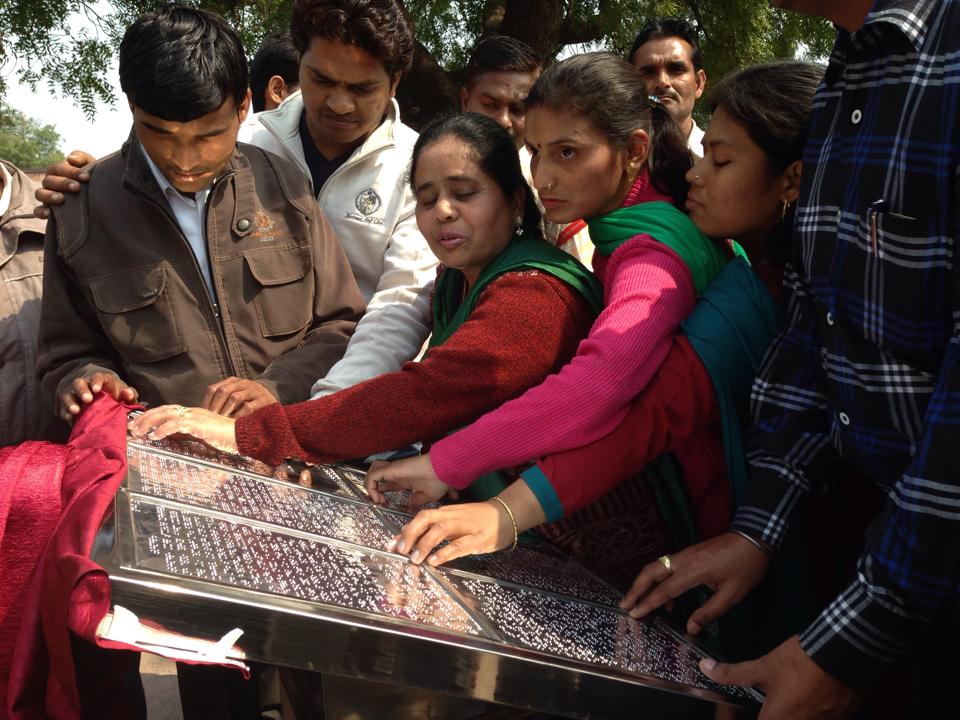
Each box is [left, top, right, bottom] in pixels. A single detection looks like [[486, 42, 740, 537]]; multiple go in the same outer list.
[[587, 201, 731, 295], [428, 235, 602, 351], [427, 235, 602, 503]]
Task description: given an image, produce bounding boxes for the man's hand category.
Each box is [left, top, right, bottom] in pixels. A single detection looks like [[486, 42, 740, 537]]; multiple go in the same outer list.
[[129, 405, 239, 455], [60, 372, 138, 421], [701, 635, 860, 719], [620, 532, 770, 635], [202, 377, 278, 417], [387, 500, 513, 566], [34, 151, 96, 218], [364, 453, 450, 505]]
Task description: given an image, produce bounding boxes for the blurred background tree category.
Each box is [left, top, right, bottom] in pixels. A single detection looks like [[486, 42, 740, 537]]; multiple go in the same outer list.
[[0, 102, 65, 168], [0, 0, 834, 128]]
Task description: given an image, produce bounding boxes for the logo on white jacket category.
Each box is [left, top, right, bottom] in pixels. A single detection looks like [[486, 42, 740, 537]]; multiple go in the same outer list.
[[355, 189, 382, 216]]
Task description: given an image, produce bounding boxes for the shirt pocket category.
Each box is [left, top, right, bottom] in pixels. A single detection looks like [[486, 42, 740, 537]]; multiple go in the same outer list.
[[89, 264, 186, 363], [865, 211, 950, 356], [244, 246, 314, 337]]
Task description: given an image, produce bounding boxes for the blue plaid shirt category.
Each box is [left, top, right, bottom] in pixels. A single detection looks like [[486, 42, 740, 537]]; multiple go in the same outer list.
[[732, 0, 960, 687]]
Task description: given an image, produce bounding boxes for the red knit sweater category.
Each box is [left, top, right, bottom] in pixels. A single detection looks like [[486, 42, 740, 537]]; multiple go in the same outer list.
[[235, 271, 595, 466]]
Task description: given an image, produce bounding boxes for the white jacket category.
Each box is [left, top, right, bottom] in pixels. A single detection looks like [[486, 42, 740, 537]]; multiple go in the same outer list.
[[240, 92, 437, 396]]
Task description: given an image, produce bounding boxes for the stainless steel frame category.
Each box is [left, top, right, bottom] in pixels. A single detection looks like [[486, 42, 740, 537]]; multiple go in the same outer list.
[[89, 437, 762, 718]]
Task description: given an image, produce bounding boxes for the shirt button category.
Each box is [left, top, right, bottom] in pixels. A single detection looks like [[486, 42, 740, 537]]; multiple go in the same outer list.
[[237, 218, 251, 231], [851, 109, 862, 124], [839, 412, 851, 426], [826, 312, 834, 326]]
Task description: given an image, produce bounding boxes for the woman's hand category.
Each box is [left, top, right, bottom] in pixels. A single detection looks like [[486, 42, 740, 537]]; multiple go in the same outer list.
[[387, 500, 514, 566], [365, 453, 452, 505], [129, 405, 239, 455]]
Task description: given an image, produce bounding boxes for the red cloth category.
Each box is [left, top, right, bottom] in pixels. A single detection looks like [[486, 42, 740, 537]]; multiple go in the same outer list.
[[237, 271, 595, 466], [3, 394, 137, 720], [0, 444, 66, 716], [537, 335, 730, 538]]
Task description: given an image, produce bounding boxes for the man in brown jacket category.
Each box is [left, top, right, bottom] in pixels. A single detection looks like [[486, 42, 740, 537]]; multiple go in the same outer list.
[[1, 159, 63, 445], [38, 6, 366, 425]]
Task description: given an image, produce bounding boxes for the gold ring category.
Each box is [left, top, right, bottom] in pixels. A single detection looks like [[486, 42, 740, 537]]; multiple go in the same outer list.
[[658, 554, 673, 575]]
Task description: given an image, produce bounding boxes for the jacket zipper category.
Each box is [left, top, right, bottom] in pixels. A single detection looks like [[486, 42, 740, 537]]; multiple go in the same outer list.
[[202, 175, 236, 374]]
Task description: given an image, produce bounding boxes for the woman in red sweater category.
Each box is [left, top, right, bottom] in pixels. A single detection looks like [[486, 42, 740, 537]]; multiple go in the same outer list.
[[371, 61, 822, 581], [130, 113, 601, 461]]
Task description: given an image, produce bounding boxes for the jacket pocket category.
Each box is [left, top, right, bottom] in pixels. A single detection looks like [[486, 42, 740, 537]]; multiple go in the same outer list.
[[245, 246, 313, 337], [89, 264, 186, 362]]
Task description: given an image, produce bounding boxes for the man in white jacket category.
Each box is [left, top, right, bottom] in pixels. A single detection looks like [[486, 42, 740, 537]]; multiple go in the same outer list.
[[244, 0, 436, 398], [36, 0, 437, 405]]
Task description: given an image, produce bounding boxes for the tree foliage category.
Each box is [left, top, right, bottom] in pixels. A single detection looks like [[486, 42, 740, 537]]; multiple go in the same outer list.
[[403, 0, 835, 126], [0, 102, 65, 168], [1, 0, 834, 126]]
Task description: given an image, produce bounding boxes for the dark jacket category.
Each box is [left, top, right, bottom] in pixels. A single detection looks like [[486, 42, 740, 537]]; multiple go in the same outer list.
[[0, 160, 63, 444], [38, 137, 366, 414]]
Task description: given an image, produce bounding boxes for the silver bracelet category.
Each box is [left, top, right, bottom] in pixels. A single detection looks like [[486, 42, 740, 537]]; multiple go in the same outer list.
[[729, 529, 773, 558]]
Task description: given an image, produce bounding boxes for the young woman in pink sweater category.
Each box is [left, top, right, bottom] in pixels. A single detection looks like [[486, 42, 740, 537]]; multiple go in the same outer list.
[[368, 53, 733, 565]]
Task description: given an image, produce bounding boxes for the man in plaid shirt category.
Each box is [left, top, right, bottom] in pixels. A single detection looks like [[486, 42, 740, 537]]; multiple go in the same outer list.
[[623, 0, 960, 716]]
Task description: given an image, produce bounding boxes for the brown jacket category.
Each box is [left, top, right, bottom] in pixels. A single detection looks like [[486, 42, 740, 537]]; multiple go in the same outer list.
[[1, 161, 63, 444], [38, 138, 366, 415]]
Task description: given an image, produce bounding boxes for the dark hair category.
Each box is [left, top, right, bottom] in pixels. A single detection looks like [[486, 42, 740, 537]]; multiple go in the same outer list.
[[629, 17, 702, 72], [463, 35, 540, 89], [526, 52, 693, 207], [250, 33, 300, 112], [710, 60, 823, 261], [290, 0, 414, 77], [710, 60, 823, 173], [410, 112, 543, 241], [119, 5, 247, 122]]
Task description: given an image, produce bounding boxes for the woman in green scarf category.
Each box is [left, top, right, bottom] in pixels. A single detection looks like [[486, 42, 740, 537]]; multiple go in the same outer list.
[[130, 113, 601, 465]]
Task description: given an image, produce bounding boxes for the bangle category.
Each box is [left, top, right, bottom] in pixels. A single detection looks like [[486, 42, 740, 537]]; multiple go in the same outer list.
[[490, 496, 518, 552], [729, 529, 773, 558]]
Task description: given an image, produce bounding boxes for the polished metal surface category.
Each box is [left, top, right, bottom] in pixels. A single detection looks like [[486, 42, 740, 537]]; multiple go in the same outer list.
[[93, 436, 762, 717]]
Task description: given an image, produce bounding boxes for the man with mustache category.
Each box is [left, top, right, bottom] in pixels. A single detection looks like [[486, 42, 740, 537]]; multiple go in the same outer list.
[[629, 18, 707, 157]]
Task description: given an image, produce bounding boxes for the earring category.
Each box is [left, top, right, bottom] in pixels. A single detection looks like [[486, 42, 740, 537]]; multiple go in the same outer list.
[[515, 216, 524, 236], [627, 161, 640, 183], [779, 199, 793, 221]]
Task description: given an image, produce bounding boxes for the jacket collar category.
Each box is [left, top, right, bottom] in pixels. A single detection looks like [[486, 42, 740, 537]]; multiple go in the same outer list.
[[0, 160, 47, 267], [256, 91, 402, 173]]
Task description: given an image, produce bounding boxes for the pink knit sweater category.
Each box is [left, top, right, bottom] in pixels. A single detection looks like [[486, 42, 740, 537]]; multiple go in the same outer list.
[[431, 173, 697, 489]]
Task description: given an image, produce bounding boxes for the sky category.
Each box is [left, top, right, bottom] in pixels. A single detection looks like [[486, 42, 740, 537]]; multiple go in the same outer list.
[[3, 4, 131, 160]]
